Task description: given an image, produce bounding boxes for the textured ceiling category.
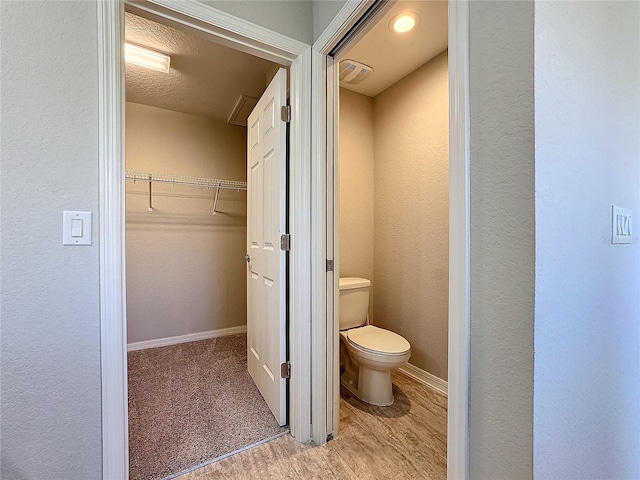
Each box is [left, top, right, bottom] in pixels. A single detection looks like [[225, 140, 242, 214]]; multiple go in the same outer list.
[[337, 1, 448, 97], [125, 12, 278, 122]]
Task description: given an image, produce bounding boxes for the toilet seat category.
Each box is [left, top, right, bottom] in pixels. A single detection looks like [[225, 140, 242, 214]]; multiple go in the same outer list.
[[346, 325, 410, 356]]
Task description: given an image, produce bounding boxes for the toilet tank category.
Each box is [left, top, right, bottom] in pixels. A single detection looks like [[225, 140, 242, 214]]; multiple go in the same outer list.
[[339, 277, 371, 330]]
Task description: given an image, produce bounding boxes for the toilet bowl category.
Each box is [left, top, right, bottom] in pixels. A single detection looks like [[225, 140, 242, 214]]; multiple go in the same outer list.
[[339, 277, 411, 406]]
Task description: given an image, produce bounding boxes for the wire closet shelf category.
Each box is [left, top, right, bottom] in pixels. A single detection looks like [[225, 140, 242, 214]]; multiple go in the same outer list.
[[125, 171, 247, 190], [125, 171, 247, 214]]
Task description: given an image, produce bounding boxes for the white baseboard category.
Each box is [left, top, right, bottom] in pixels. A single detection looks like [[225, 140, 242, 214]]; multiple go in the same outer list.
[[398, 362, 448, 397], [127, 325, 247, 352]]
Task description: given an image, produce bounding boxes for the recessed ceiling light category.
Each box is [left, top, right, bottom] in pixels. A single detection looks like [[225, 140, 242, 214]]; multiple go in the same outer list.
[[125, 42, 171, 73], [389, 12, 420, 33]]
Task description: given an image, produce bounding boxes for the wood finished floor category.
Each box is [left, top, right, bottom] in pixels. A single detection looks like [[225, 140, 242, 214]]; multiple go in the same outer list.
[[178, 371, 447, 480]]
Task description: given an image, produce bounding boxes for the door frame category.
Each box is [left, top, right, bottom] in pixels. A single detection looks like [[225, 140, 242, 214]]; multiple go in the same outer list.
[[97, 1, 313, 478], [312, 1, 471, 478]]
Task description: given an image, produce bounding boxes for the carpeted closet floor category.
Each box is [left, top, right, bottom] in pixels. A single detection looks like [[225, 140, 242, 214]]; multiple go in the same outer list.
[[128, 334, 288, 480]]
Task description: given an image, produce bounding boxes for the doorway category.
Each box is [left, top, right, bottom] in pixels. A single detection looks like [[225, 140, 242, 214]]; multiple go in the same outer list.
[[315, 0, 470, 477], [122, 9, 290, 478], [329, 1, 449, 476], [98, 2, 314, 478]]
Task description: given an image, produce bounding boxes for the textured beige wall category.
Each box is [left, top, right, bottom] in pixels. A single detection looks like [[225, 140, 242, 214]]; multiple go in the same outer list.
[[339, 52, 449, 379], [469, 2, 534, 477], [373, 51, 449, 380], [313, 0, 348, 41], [197, 0, 313, 44], [125, 102, 247, 343], [339, 89, 375, 319], [0, 2, 103, 477], [534, 2, 640, 477]]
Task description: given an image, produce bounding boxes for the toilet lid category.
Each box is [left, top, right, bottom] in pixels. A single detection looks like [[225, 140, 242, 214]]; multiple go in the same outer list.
[[347, 325, 411, 355]]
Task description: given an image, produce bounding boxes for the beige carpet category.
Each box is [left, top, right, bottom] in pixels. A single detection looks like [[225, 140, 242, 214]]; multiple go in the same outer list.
[[128, 334, 288, 480]]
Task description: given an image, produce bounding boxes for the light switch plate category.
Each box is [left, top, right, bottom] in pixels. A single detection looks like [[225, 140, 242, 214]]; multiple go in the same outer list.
[[611, 205, 632, 245], [63, 211, 92, 246]]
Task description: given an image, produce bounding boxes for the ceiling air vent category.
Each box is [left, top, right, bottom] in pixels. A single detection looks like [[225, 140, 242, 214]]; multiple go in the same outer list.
[[228, 95, 259, 127], [339, 60, 373, 85]]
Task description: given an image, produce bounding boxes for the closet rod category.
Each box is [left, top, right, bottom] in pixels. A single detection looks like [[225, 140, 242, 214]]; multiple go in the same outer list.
[[125, 171, 247, 191]]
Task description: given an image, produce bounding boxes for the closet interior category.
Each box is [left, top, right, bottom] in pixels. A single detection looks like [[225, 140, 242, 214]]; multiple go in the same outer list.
[[123, 10, 286, 480]]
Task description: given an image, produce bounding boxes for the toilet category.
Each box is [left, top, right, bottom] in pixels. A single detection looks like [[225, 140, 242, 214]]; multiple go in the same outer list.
[[339, 277, 411, 406]]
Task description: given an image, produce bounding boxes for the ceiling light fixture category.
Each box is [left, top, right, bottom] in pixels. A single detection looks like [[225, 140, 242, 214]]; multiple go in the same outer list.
[[125, 42, 171, 73], [390, 12, 420, 33]]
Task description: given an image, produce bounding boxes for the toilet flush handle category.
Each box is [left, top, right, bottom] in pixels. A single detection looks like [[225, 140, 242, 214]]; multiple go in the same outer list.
[[244, 254, 251, 263]]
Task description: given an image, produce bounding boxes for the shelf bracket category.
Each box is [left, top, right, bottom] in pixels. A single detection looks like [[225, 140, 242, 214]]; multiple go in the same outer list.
[[148, 175, 153, 212], [212, 185, 221, 215]]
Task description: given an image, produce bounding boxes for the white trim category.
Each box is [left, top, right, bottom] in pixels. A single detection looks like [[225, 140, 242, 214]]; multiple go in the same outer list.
[[310, 48, 328, 445], [98, 1, 128, 479], [398, 364, 448, 397], [100, 0, 314, 475], [289, 47, 313, 443], [127, 326, 248, 352], [311, 0, 375, 447], [133, 0, 306, 64], [326, 54, 340, 440], [312, 0, 374, 53], [447, 1, 471, 479]]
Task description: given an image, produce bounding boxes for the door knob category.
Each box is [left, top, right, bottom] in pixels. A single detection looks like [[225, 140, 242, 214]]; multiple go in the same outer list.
[[244, 254, 251, 263]]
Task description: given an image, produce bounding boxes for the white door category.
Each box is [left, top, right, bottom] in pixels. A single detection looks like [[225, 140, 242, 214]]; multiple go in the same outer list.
[[246, 68, 288, 425]]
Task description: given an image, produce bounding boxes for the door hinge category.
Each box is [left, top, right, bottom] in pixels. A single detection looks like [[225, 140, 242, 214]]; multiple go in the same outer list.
[[280, 233, 291, 251], [281, 105, 291, 123], [281, 361, 291, 379], [326, 259, 334, 272]]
